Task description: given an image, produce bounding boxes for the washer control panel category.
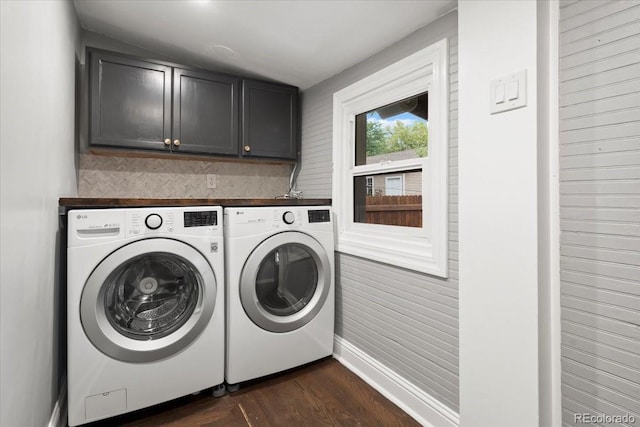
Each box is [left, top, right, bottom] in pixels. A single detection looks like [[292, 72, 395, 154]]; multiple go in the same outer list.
[[127, 207, 221, 237], [130, 211, 174, 235], [69, 207, 223, 248]]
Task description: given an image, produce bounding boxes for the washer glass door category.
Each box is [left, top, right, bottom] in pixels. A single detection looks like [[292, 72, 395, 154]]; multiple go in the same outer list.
[[104, 252, 199, 340], [240, 232, 331, 332], [81, 238, 216, 363]]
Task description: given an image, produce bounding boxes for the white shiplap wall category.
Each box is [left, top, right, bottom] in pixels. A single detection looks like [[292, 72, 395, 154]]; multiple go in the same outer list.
[[559, 1, 640, 426], [297, 12, 459, 412]]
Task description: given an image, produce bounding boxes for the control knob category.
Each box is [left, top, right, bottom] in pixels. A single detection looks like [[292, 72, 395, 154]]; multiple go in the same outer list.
[[282, 211, 295, 225], [145, 214, 163, 230]]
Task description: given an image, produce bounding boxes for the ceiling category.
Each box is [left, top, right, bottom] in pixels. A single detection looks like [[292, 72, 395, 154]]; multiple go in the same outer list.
[[73, 0, 457, 90]]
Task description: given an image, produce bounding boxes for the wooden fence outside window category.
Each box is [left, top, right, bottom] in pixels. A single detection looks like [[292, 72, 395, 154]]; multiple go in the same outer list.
[[364, 195, 422, 228]]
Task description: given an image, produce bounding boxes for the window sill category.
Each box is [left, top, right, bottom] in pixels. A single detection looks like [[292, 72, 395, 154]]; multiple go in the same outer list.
[[336, 230, 448, 278]]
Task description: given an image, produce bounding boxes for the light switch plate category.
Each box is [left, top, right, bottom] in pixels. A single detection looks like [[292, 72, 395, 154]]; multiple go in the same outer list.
[[490, 70, 527, 114]]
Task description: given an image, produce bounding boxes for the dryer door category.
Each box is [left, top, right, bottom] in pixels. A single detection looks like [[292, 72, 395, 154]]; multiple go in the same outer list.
[[81, 238, 216, 363], [240, 232, 331, 333]]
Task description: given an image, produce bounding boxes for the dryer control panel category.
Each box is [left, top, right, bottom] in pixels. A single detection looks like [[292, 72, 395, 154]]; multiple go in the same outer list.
[[224, 206, 332, 237]]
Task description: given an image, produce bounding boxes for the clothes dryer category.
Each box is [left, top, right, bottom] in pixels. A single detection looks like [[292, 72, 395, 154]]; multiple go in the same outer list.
[[67, 207, 224, 426], [224, 206, 334, 386]]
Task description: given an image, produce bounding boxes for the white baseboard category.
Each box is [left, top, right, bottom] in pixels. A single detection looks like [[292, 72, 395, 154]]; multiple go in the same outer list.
[[48, 377, 67, 427], [333, 336, 459, 427]]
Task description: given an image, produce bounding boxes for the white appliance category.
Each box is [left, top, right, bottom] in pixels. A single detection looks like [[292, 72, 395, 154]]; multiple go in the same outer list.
[[67, 207, 225, 426], [224, 206, 335, 386]]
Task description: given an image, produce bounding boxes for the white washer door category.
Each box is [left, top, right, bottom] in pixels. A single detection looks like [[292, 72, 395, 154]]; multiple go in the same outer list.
[[81, 238, 216, 363], [240, 232, 331, 333]]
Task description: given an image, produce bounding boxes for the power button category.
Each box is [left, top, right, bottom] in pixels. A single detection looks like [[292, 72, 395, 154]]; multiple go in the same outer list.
[[145, 214, 162, 230], [282, 211, 295, 224]]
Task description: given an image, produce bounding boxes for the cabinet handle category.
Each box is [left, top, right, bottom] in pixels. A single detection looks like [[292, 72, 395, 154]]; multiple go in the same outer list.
[[173, 139, 181, 147], [164, 139, 171, 146], [244, 145, 251, 152]]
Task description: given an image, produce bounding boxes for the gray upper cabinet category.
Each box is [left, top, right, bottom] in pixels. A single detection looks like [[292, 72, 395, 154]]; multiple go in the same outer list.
[[88, 48, 299, 161], [89, 51, 172, 151], [172, 68, 238, 155], [241, 80, 298, 160], [88, 48, 239, 156]]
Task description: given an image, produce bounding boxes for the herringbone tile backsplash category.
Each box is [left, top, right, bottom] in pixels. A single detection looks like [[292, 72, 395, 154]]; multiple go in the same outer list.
[[78, 154, 290, 198]]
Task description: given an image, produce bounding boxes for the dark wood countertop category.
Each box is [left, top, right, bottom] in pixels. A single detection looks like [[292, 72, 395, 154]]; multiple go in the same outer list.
[[59, 197, 331, 212]]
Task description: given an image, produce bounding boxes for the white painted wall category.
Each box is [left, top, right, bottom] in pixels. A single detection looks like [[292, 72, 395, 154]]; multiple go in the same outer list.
[[459, 1, 542, 426], [0, 1, 80, 426]]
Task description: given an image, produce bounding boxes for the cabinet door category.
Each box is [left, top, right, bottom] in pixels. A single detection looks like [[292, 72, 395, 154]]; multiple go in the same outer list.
[[89, 51, 172, 150], [241, 80, 298, 160], [173, 69, 239, 155]]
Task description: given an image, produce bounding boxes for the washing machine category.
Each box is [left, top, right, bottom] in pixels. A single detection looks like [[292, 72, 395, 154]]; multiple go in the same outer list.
[[67, 206, 225, 426], [224, 206, 334, 386]]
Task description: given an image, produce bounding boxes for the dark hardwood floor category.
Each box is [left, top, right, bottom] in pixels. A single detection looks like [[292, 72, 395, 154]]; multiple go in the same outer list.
[[85, 357, 419, 427]]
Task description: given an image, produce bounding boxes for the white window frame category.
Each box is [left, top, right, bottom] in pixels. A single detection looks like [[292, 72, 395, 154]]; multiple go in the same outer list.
[[332, 39, 448, 277]]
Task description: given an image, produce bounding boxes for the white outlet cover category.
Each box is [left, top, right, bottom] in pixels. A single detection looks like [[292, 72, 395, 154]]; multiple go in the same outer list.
[[206, 174, 217, 189]]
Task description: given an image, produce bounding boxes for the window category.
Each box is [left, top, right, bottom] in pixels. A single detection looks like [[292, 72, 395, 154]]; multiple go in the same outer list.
[[332, 39, 448, 277], [365, 176, 374, 196], [385, 176, 403, 196], [354, 92, 425, 227]]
